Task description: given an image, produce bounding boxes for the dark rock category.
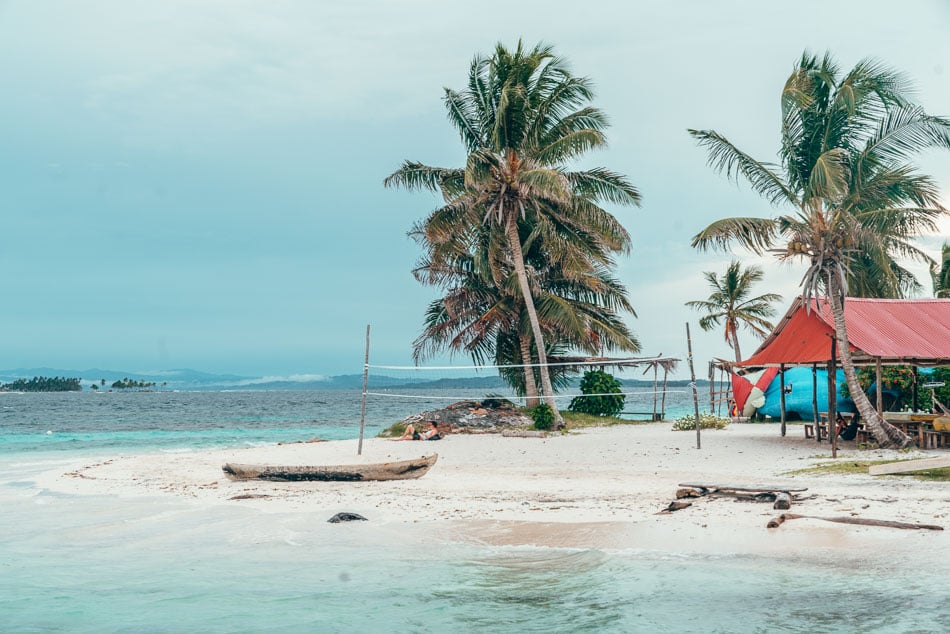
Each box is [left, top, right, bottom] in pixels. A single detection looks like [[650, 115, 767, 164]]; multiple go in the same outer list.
[[399, 398, 531, 432], [328, 512, 368, 523]]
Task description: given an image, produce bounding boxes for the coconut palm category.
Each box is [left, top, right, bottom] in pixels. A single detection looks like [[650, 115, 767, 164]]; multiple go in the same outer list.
[[411, 224, 640, 406], [689, 52, 950, 448], [932, 242, 950, 298], [686, 261, 781, 362], [386, 41, 641, 421]]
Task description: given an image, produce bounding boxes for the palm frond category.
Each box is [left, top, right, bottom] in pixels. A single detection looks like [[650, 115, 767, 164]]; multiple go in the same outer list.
[[689, 129, 797, 206], [691, 216, 779, 254]]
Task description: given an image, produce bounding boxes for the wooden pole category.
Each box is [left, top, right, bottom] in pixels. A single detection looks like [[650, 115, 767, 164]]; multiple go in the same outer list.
[[687, 323, 702, 450], [661, 366, 669, 420], [875, 358, 883, 415], [811, 364, 819, 434], [652, 363, 658, 421], [828, 338, 838, 459], [779, 363, 787, 437], [912, 366, 919, 412], [708, 361, 715, 415], [357, 324, 371, 456]]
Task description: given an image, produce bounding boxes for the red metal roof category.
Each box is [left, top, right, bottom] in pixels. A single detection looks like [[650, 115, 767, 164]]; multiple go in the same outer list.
[[740, 297, 950, 366]]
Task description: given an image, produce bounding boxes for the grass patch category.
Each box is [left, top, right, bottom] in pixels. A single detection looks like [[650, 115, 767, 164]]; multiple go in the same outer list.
[[785, 459, 950, 481], [561, 411, 654, 429]]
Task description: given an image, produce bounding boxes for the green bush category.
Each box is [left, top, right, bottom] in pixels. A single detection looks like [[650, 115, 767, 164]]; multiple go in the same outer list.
[[568, 370, 625, 417], [671, 413, 730, 431], [532, 403, 555, 430]]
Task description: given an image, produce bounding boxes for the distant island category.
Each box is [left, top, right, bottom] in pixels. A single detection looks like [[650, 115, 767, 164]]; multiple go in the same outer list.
[[1, 376, 82, 392], [0, 368, 709, 393]]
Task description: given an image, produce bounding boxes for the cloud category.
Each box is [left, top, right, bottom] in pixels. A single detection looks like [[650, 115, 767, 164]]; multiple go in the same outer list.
[[236, 374, 330, 386]]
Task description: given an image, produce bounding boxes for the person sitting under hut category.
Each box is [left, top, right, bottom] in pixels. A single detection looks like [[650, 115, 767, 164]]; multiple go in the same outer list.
[[395, 421, 441, 441], [837, 413, 860, 441]]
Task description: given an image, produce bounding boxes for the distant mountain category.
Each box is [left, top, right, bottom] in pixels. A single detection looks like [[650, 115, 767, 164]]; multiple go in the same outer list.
[[0, 367, 708, 392]]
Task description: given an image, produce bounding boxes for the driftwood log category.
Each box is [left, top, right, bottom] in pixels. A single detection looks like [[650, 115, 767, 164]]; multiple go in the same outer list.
[[676, 483, 805, 510], [767, 513, 942, 531]]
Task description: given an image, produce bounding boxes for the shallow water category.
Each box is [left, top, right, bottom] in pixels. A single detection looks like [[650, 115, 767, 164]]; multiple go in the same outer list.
[[3, 476, 947, 633], [2, 390, 947, 632]]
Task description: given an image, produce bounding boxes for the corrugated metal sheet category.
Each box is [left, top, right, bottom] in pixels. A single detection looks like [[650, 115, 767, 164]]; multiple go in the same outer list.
[[740, 297, 950, 366]]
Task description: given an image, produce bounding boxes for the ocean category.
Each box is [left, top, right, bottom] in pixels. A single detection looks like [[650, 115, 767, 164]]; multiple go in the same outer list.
[[2, 390, 948, 633]]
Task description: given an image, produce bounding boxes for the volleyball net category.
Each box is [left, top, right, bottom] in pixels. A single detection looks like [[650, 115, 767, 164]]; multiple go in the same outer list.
[[363, 357, 687, 419]]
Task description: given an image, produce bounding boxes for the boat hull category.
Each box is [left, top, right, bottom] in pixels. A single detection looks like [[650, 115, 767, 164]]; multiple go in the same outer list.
[[222, 453, 438, 482]]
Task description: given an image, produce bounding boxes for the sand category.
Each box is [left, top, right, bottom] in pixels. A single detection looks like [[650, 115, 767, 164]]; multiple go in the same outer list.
[[40, 423, 950, 552]]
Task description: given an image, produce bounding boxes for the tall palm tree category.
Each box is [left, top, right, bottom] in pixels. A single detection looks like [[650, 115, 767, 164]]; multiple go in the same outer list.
[[689, 52, 950, 448], [932, 242, 950, 297], [686, 261, 781, 362], [386, 41, 641, 421], [410, 222, 640, 406]]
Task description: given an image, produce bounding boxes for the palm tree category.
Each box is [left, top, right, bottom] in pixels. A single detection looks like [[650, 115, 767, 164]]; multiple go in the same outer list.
[[689, 52, 950, 448], [686, 261, 781, 362], [410, 219, 640, 406], [386, 41, 641, 421], [932, 242, 950, 297]]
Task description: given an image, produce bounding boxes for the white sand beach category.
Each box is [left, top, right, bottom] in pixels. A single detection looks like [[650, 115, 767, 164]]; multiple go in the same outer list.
[[41, 423, 950, 552]]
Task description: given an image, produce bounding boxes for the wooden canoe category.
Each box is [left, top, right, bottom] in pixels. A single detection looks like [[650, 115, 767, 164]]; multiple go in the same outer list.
[[222, 453, 438, 482]]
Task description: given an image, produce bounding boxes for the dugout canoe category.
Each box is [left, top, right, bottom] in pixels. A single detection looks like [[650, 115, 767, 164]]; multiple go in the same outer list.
[[222, 453, 438, 482]]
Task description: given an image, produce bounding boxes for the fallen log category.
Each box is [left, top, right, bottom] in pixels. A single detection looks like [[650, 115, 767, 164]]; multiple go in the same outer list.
[[773, 491, 792, 510], [675, 485, 795, 510], [678, 482, 807, 493], [675, 487, 707, 499], [868, 456, 950, 476], [767, 513, 942, 531]]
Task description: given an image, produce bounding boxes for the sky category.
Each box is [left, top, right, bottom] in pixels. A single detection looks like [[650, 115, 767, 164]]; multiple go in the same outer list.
[[1, 1, 949, 379]]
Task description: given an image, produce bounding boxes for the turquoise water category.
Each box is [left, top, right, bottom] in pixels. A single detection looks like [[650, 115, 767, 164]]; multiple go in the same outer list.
[[2, 390, 946, 632]]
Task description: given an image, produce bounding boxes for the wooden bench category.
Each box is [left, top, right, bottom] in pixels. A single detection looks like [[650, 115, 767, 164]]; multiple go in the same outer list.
[[920, 430, 950, 449], [803, 423, 829, 440]]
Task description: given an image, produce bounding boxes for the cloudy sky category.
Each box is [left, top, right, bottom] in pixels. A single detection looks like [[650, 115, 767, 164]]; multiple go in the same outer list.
[[1, 1, 949, 379]]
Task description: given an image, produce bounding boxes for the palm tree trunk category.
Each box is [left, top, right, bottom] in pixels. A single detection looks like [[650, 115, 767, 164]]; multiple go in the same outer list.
[[826, 273, 912, 448], [730, 320, 743, 363], [506, 216, 561, 422], [520, 332, 540, 408]]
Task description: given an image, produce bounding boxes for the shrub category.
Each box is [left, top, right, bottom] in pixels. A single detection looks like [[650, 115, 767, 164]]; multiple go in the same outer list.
[[532, 403, 555, 430], [568, 370, 625, 418], [671, 413, 730, 431]]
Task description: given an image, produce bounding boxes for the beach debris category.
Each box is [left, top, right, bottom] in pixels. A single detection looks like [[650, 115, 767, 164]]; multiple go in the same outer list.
[[767, 513, 943, 531], [278, 437, 328, 445], [328, 512, 368, 523], [229, 493, 271, 500], [657, 500, 693, 514], [677, 482, 806, 510], [501, 430, 548, 438]]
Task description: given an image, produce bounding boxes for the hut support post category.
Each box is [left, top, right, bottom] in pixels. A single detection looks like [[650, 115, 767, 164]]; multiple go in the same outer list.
[[828, 338, 838, 459], [875, 359, 883, 416], [779, 364, 787, 437], [652, 364, 658, 421], [913, 366, 919, 412], [708, 361, 715, 415], [811, 364, 819, 434], [661, 366, 669, 420]]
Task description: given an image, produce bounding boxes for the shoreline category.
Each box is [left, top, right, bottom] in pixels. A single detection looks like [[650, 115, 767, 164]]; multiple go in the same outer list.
[[38, 423, 950, 552]]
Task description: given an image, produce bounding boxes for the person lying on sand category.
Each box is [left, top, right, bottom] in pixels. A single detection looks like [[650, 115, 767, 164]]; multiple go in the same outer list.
[[393, 421, 441, 441]]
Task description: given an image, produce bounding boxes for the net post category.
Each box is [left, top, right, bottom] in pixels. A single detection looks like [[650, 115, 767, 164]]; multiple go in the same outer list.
[[686, 322, 701, 450], [357, 324, 370, 456]]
